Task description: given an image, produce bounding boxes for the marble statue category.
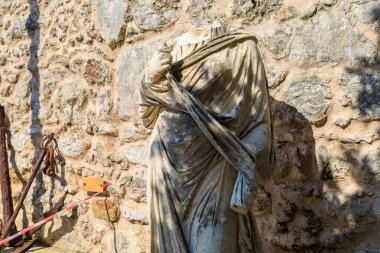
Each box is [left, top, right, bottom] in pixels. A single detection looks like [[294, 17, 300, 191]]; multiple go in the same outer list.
[[139, 25, 273, 253]]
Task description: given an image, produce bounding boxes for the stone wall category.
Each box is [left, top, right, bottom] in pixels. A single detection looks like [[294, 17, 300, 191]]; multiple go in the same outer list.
[[0, 0, 379, 252]]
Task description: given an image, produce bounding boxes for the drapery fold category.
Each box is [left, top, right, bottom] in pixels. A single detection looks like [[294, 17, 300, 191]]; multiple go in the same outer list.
[[139, 26, 272, 253]]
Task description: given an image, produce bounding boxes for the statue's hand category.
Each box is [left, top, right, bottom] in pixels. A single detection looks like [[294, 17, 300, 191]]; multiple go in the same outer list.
[[146, 43, 173, 84]]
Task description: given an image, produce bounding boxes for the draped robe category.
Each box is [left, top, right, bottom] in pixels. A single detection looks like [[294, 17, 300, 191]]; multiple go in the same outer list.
[[139, 26, 272, 253]]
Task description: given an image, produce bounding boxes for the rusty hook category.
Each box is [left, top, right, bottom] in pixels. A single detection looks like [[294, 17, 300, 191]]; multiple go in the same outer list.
[[42, 145, 55, 177], [41, 133, 56, 150]]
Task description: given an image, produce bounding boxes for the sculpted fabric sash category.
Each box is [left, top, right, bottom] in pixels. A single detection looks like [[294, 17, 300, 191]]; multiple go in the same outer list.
[[166, 73, 256, 179], [166, 30, 266, 213], [166, 72, 260, 213]]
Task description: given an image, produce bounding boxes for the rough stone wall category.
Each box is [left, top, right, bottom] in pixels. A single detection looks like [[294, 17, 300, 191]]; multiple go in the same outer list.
[[0, 0, 379, 252]]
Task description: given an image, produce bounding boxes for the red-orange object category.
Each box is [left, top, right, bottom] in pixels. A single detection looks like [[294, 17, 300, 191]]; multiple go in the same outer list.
[[82, 177, 106, 193]]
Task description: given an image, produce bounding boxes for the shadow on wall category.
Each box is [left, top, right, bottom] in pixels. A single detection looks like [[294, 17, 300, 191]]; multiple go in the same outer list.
[[260, 6, 380, 253], [26, 0, 45, 227], [2, 113, 27, 186], [259, 98, 379, 253], [344, 6, 380, 122], [1, 0, 76, 245], [341, 5, 380, 195], [262, 99, 326, 252]]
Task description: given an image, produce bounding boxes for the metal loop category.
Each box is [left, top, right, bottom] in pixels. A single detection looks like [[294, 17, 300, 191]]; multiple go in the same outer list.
[[41, 134, 57, 150]]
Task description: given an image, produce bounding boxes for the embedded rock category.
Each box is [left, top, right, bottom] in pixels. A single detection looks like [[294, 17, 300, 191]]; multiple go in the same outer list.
[[320, 0, 337, 6], [4, 17, 28, 44], [126, 187, 147, 203], [283, 74, 332, 124], [352, 242, 380, 253], [288, 8, 377, 66], [128, 169, 147, 189], [267, 66, 288, 89], [116, 42, 157, 120], [350, 0, 380, 31], [10, 132, 32, 152], [299, 1, 317, 20], [334, 117, 351, 128], [261, 26, 292, 59], [91, 198, 119, 222], [39, 100, 58, 125], [362, 146, 380, 183], [58, 132, 91, 158], [100, 227, 147, 253], [123, 146, 148, 166], [41, 67, 67, 96], [317, 145, 352, 180], [324, 191, 374, 225], [102, 231, 129, 253], [41, 218, 93, 253], [93, 0, 128, 47], [118, 169, 147, 202], [326, 158, 352, 180], [269, 199, 322, 250], [0, 84, 12, 97], [97, 89, 113, 121], [95, 123, 118, 137], [187, 0, 214, 27], [0, 55, 7, 65], [276, 6, 297, 21], [132, 0, 180, 31], [339, 133, 378, 144], [124, 207, 148, 225], [270, 230, 318, 250], [120, 125, 144, 143], [83, 59, 111, 86], [338, 71, 380, 121], [90, 140, 116, 167], [56, 78, 88, 125], [2, 15, 11, 30], [4, 71, 18, 84], [13, 73, 31, 115], [253, 187, 271, 215], [232, 0, 282, 24]]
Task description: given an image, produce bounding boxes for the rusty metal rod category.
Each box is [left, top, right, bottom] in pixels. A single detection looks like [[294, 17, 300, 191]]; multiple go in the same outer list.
[[13, 238, 37, 253], [27, 191, 68, 236], [0, 105, 19, 246], [0, 134, 54, 249]]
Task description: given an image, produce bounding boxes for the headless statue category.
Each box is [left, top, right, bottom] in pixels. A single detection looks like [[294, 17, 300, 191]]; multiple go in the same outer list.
[[139, 25, 273, 253]]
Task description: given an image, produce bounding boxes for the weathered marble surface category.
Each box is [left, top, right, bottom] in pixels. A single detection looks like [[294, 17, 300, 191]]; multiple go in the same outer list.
[[140, 25, 272, 252]]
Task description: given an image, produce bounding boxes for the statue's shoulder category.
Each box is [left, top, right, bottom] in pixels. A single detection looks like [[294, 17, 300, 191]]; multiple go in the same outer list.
[[225, 26, 258, 45], [225, 26, 250, 34], [165, 26, 257, 48]]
